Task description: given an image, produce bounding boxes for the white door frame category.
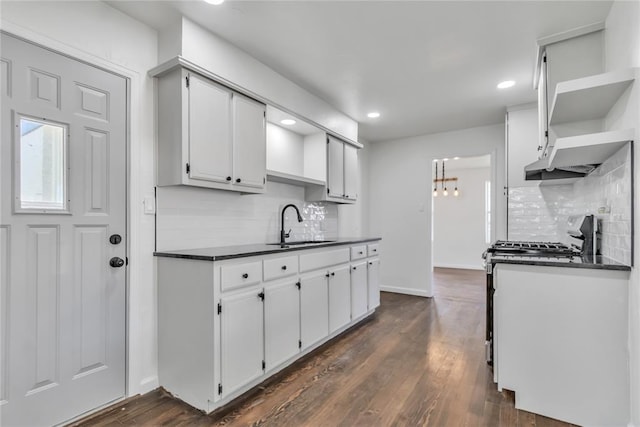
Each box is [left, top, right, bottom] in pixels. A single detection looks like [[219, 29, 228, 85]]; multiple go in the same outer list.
[[428, 149, 498, 296], [0, 22, 140, 403]]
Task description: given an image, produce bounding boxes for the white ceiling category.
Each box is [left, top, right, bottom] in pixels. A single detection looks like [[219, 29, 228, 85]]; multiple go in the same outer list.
[[109, 0, 613, 143]]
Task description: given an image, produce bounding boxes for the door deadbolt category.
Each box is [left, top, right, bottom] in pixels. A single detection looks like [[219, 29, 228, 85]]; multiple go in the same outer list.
[[110, 257, 125, 268], [109, 234, 122, 245]]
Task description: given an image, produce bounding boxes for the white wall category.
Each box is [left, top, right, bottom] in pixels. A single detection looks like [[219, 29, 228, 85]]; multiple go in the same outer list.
[[604, 1, 640, 425], [1, 0, 160, 396], [369, 124, 505, 297], [433, 167, 491, 270], [338, 139, 370, 238]]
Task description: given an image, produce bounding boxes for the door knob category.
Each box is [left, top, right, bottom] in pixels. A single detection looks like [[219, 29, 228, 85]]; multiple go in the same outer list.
[[110, 257, 125, 268]]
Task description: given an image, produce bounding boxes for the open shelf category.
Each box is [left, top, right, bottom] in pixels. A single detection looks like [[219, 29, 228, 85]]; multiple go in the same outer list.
[[549, 128, 634, 168], [549, 68, 636, 125], [266, 169, 325, 188]]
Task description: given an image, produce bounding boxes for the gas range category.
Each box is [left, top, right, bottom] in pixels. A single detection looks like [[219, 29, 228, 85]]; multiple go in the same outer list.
[[486, 240, 580, 258], [483, 215, 599, 365]]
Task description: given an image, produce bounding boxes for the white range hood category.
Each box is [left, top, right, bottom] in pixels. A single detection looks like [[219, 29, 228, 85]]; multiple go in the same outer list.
[[525, 129, 634, 181]]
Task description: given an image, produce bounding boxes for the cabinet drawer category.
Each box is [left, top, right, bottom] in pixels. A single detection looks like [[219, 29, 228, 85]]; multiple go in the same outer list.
[[263, 255, 299, 281], [299, 248, 350, 272], [350, 245, 367, 260], [367, 243, 380, 257], [221, 261, 262, 291]]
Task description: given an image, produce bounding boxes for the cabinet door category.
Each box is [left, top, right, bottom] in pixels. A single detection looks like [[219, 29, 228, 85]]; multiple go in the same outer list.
[[351, 262, 368, 319], [264, 280, 300, 371], [233, 93, 266, 189], [220, 288, 264, 397], [328, 265, 351, 333], [300, 271, 329, 349], [367, 258, 380, 309], [187, 73, 232, 183], [327, 136, 344, 198], [343, 144, 358, 201]]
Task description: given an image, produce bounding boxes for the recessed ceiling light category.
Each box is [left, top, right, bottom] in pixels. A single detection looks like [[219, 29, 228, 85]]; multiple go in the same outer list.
[[497, 80, 515, 89], [367, 112, 381, 118], [454, 157, 460, 160], [280, 119, 296, 126], [204, 0, 224, 4], [443, 158, 449, 161]]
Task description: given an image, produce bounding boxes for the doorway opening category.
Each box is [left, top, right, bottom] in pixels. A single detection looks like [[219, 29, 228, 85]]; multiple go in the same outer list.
[[431, 154, 491, 293]]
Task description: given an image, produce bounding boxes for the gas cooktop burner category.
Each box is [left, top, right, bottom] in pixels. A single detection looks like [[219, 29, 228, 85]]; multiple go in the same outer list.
[[488, 240, 580, 257]]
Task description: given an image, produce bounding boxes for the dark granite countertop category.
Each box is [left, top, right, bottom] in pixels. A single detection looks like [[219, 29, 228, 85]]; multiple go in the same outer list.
[[154, 237, 382, 261], [491, 255, 631, 271]]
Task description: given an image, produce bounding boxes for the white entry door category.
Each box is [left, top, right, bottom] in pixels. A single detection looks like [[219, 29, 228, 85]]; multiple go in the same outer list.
[[0, 33, 127, 426]]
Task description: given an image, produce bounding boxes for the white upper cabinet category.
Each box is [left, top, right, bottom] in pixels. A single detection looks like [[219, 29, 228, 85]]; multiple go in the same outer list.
[[188, 73, 233, 183], [343, 144, 358, 201], [232, 92, 267, 189], [327, 136, 345, 199], [537, 30, 604, 157], [306, 135, 359, 204], [156, 67, 266, 193]]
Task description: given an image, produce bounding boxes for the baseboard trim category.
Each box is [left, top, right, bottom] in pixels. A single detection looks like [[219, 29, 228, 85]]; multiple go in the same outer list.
[[380, 286, 431, 298], [434, 263, 484, 271]]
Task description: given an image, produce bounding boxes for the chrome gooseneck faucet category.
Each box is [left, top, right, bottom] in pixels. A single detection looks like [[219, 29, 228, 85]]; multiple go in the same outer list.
[[280, 204, 303, 244]]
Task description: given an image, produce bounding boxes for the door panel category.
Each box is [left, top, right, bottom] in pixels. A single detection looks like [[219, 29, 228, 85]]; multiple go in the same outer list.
[[327, 137, 344, 198], [300, 272, 329, 349], [351, 262, 368, 319], [220, 289, 264, 397], [343, 144, 358, 201], [328, 265, 351, 333], [264, 280, 300, 371], [1, 33, 127, 426], [0, 226, 8, 405], [188, 72, 232, 183], [232, 93, 266, 188], [368, 259, 381, 309]]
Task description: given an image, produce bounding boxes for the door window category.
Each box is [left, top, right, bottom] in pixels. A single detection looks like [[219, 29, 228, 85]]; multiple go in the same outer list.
[[16, 115, 68, 212]]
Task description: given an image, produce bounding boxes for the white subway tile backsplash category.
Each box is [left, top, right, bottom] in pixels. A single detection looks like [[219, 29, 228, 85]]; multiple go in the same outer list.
[[156, 182, 338, 251], [508, 144, 632, 265]]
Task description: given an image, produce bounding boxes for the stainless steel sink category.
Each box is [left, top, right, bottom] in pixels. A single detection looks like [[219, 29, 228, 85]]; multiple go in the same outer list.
[[267, 240, 336, 247]]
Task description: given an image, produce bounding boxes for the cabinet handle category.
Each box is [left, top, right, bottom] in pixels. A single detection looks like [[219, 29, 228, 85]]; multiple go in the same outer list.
[[369, 262, 373, 265], [242, 273, 249, 279], [236, 178, 242, 183], [331, 272, 335, 276], [373, 249, 377, 252], [226, 176, 232, 181], [358, 251, 363, 255], [325, 273, 330, 278], [353, 266, 357, 270], [281, 265, 287, 270]]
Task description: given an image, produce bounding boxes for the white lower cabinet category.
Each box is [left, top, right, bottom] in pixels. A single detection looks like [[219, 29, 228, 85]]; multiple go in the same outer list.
[[220, 287, 265, 398], [156, 240, 381, 413], [328, 265, 351, 333], [351, 261, 368, 319], [300, 270, 330, 350], [367, 257, 380, 309], [264, 279, 301, 371]]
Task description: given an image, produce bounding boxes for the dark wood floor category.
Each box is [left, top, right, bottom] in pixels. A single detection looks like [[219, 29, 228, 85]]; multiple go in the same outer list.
[[72, 268, 575, 426]]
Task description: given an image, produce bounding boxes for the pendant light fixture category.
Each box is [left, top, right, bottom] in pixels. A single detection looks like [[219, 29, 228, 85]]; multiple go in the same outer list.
[[442, 161, 448, 196], [433, 161, 438, 197], [432, 158, 460, 198]]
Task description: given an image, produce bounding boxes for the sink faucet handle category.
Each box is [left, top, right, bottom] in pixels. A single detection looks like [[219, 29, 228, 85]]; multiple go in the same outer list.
[[284, 229, 291, 238]]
